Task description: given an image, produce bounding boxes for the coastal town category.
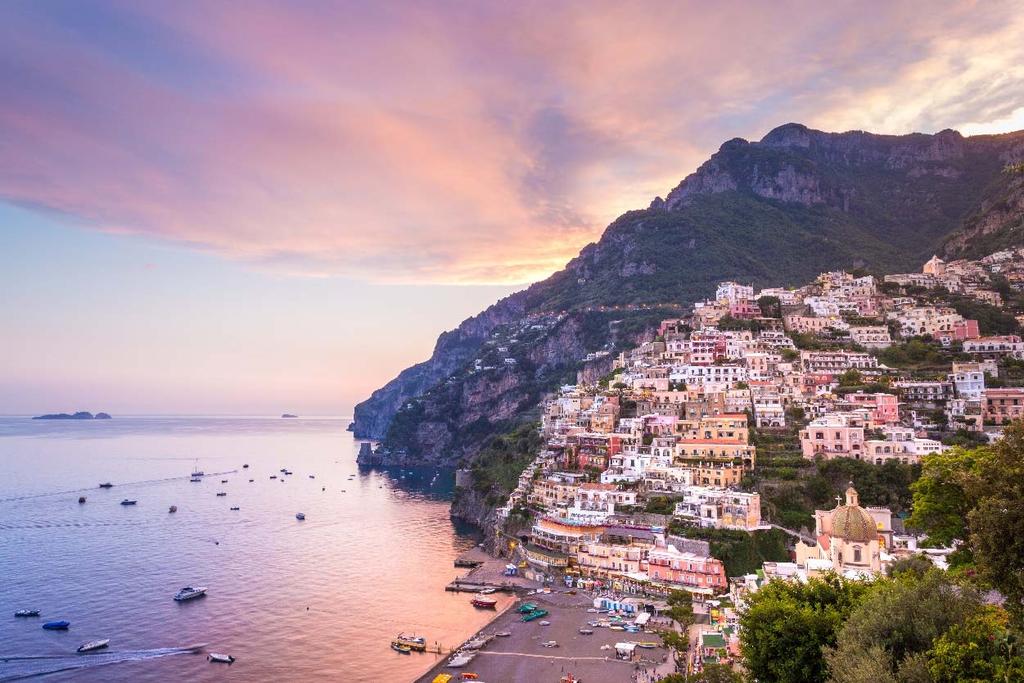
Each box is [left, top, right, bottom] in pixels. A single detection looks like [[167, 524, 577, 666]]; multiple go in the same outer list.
[[415, 247, 1024, 682]]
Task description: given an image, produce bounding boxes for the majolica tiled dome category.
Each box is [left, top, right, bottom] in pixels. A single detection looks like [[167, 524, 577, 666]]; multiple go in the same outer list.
[[831, 485, 877, 543]]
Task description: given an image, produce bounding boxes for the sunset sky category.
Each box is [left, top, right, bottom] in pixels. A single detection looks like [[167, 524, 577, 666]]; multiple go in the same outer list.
[[2, 1, 1024, 415]]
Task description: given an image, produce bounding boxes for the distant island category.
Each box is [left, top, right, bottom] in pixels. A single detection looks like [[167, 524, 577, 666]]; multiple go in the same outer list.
[[281, 413, 298, 418], [33, 411, 112, 420]]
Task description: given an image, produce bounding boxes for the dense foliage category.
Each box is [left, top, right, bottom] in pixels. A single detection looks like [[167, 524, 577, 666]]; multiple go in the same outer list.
[[670, 526, 790, 577]]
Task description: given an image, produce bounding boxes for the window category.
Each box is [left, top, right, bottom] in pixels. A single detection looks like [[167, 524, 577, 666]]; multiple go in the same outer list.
[[853, 546, 862, 563]]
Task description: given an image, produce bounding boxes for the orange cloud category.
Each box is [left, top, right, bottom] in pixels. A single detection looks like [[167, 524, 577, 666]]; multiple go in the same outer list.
[[1, 1, 1022, 284]]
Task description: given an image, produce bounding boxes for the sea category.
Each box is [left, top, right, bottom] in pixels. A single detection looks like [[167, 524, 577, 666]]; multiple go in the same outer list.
[[0, 416, 509, 682]]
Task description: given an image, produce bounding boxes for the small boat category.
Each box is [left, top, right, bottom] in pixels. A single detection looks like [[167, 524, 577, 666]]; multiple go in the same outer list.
[[636, 642, 658, 649], [248, 479, 254, 482], [173, 586, 207, 601], [539, 620, 551, 626], [479, 588, 496, 595], [295, 512, 305, 520], [98, 483, 113, 488], [190, 477, 201, 483], [216, 492, 227, 497], [14, 609, 40, 617], [42, 620, 70, 630], [77, 639, 109, 653], [284, 470, 293, 476], [169, 505, 177, 513], [78, 496, 86, 504], [393, 634, 427, 652], [471, 596, 497, 609], [495, 631, 511, 637], [242, 464, 249, 468], [461, 674, 480, 681], [220, 479, 228, 484], [230, 506, 240, 511], [391, 642, 412, 654], [270, 475, 277, 479], [120, 499, 137, 506], [280, 468, 287, 473], [578, 628, 594, 635], [541, 640, 559, 648], [308, 475, 315, 479], [208, 653, 235, 664]]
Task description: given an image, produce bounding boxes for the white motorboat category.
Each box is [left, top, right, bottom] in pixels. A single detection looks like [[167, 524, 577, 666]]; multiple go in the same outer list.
[[173, 586, 207, 601], [208, 653, 235, 664], [77, 639, 110, 653]]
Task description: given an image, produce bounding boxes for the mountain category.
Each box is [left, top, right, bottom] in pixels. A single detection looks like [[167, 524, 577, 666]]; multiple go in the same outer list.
[[352, 123, 1024, 465]]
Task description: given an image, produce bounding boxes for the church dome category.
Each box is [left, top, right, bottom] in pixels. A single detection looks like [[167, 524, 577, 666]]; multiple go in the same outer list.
[[830, 485, 877, 543]]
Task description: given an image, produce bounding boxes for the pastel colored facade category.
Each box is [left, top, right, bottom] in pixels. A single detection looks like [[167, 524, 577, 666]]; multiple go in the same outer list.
[[688, 461, 745, 488], [784, 315, 835, 334], [673, 485, 764, 531], [800, 350, 878, 374], [863, 426, 943, 465], [844, 392, 899, 425], [983, 387, 1024, 425], [848, 325, 893, 349], [716, 281, 754, 304], [646, 544, 728, 595], [964, 335, 1024, 359], [795, 486, 885, 575], [799, 412, 866, 459], [950, 362, 986, 400], [576, 540, 645, 578]]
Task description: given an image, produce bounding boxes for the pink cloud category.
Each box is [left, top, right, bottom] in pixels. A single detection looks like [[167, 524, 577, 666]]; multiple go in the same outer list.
[[1, 1, 1022, 284]]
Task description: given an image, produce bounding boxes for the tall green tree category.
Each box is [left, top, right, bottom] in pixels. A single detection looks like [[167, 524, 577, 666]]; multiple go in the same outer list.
[[667, 588, 695, 629], [740, 573, 869, 683], [824, 570, 983, 683], [927, 606, 1024, 683]]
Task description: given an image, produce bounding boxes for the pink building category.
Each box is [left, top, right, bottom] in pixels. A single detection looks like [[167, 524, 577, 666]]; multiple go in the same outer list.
[[728, 300, 760, 319], [845, 392, 899, 425], [799, 412, 867, 459], [951, 319, 981, 341], [645, 545, 727, 595]]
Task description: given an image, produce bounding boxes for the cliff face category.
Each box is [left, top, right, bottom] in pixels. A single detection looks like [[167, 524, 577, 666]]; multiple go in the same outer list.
[[352, 122, 1024, 468]]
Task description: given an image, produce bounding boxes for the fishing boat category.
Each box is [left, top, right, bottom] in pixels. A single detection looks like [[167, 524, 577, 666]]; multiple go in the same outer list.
[[242, 464, 249, 468], [190, 477, 201, 483], [308, 475, 315, 479], [216, 492, 227, 497], [521, 609, 549, 622], [77, 639, 109, 653], [98, 482, 113, 488], [391, 642, 412, 654], [120, 499, 137, 506], [42, 620, 70, 630], [471, 596, 497, 609], [270, 475, 277, 479], [169, 505, 177, 513], [230, 506, 240, 511], [173, 586, 207, 601], [14, 609, 40, 617], [248, 479, 254, 482], [392, 634, 427, 652], [220, 479, 228, 483], [636, 641, 658, 649], [295, 512, 305, 520], [78, 496, 86, 504], [208, 653, 235, 664]]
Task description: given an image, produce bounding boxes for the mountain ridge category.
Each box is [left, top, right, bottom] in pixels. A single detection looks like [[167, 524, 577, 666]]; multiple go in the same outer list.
[[352, 123, 1024, 464]]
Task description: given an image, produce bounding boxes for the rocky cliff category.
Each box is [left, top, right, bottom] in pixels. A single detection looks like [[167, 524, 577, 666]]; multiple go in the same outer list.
[[352, 122, 1024, 469]]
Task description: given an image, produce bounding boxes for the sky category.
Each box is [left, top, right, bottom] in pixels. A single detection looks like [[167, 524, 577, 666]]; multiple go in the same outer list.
[[2, 0, 1023, 415]]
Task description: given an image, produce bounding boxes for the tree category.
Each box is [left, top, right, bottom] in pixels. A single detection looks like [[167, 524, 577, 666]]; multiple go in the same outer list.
[[824, 570, 983, 683], [907, 446, 983, 546], [693, 663, 745, 682], [886, 553, 934, 579], [927, 606, 1024, 683], [740, 573, 869, 683], [667, 589, 695, 629], [645, 495, 676, 515]]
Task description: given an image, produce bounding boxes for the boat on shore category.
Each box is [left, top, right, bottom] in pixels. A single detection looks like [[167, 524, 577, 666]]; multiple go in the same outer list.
[[42, 620, 70, 630], [471, 596, 497, 609], [173, 586, 207, 602], [120, 499, 137, 506], [77, 639, 109, 653], [98, 482, 113, 488], [494, 631, 511, 637], [14, 609, 40, 617], [208, 653, 235, 664]]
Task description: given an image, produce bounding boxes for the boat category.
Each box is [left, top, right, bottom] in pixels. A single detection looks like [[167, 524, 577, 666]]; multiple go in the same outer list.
[[516, 603, 538, 613], [391, 642, 412, 654], [190, 477, 201, 483], [471, 596, 497, 609], [242, 464, 249, 468], [42, 620, 70, 630], [248, 479, 254, 482], [216, 492, 227, 497], [77, 639, 109, 653], [541, 640, 559, 648], [308, 475, 315, 479], [98, 483, 113, 488], [447, 652, 475, 667], [120, 499, 137, 505], [578, 628, 594, 635], [230, 506, 240, 511], [207, 653, 235, 664], [295, 512, 305, 520], [270, 475, 277, 479], [78, 496, 86, 504], [636, 641, 658, 649], [220, 479, 228, 484], [14, 609, 40, 617], [169, 505, 177, 513], [494, 631, 511, 637], [392, 634, 427, 652], [191, 462, 204, 478], [479, 588, 496, 595], [521, 609, 549, 622], [173, 586, 207, 601], [539, 620, 551, 626], [460, 674, 479, 681]]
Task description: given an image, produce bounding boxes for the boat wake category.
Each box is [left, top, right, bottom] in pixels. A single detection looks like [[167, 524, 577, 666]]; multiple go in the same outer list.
[[0, 645, 204, 681]]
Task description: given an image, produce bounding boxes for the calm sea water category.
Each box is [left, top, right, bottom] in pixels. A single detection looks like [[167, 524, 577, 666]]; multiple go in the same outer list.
[[0, 417, 506, 682]]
